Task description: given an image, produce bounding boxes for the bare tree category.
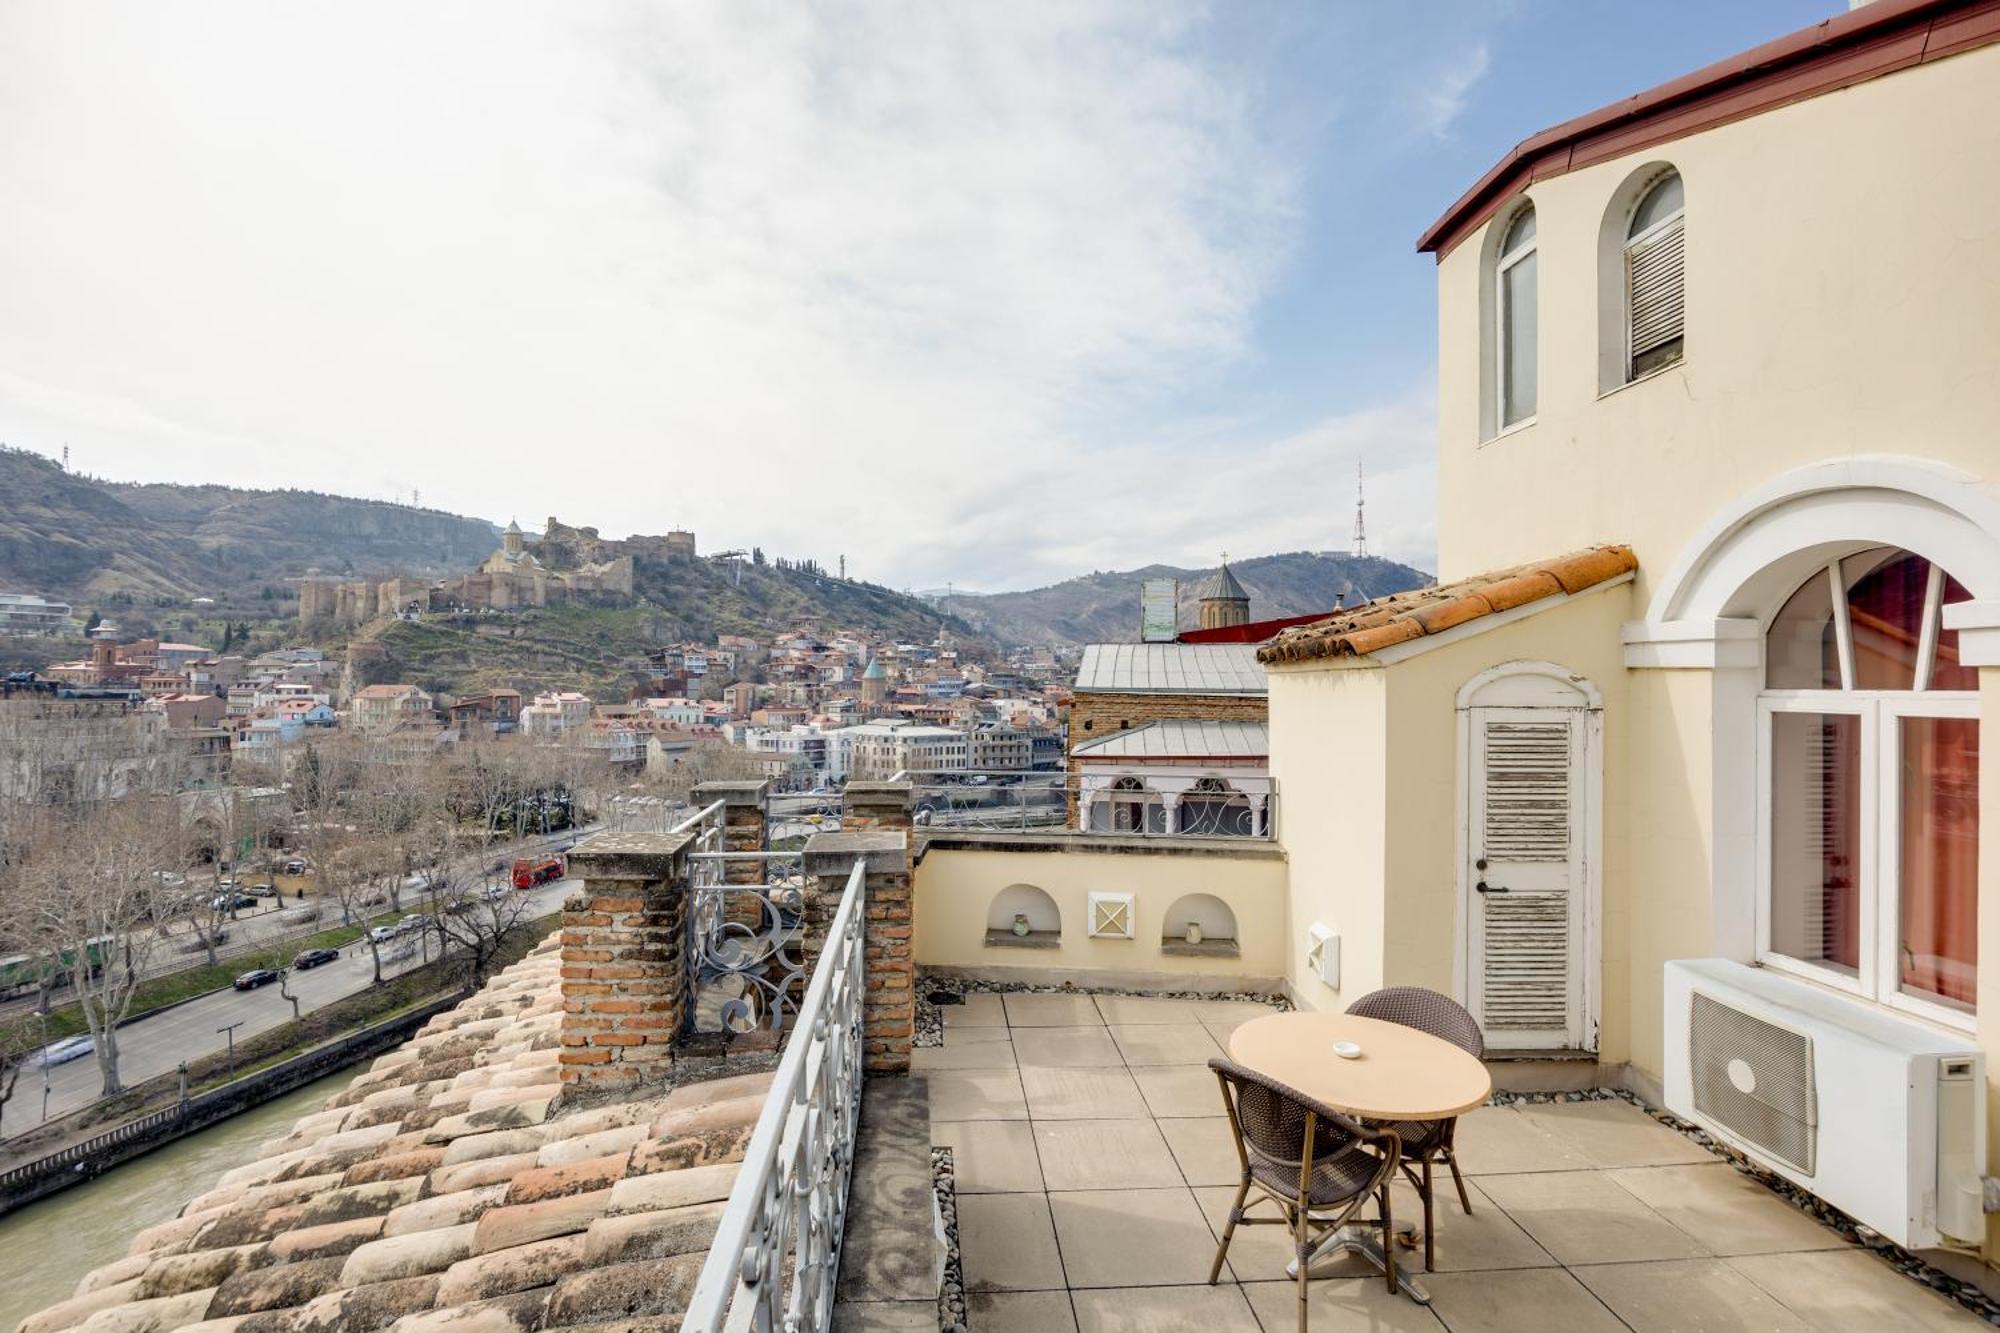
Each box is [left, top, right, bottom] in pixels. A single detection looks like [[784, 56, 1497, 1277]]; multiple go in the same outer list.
[[23, 794, 179, 1096]]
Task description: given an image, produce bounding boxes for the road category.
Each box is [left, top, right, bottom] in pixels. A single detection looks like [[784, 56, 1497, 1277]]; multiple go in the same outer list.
[[0, 826, 595, 1021], [0, 873, 582, 1141]]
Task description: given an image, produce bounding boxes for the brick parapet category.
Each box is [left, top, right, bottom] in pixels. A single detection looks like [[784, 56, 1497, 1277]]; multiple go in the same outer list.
[[841, 781, 913, 832], [801, 830, 913, 1074], [695, 779, 769, 886], [559, 832, 693, 1090]]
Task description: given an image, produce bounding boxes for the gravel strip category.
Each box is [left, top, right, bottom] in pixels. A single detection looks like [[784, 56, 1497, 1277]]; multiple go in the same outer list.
[[933, 1145, 965, 1333], [915, 971, 1290, 1047]]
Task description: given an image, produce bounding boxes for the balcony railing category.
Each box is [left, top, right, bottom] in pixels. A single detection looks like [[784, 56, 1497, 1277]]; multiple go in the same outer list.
[[901, 770, 1276, 839], [680, 858, 867, 1333]]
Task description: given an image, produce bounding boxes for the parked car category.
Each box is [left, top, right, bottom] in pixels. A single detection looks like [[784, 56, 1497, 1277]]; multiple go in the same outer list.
[[292, 947, 339, 970], [233, 968, 281, 991], [283, 859, 308, 875], [32, 1035, 94, 1068], [250, 882, 277, 897], [479, 883, 509, 902], [212, 892, 258, 912], [367, 925, 399, 944]]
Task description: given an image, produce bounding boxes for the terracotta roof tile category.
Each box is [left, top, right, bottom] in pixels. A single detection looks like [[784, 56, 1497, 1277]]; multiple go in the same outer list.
[[1258, 545, 1636, 665], [15, 936, 767, 1333]]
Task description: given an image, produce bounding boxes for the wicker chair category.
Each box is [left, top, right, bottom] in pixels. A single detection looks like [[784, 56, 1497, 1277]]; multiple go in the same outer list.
[[1206, 1057, 1400, 1333], [1344, 986, 1485, 1271]]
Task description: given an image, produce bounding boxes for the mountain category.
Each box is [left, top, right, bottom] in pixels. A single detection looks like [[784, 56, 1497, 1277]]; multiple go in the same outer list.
[[0, 446, 498, 601], [936, 550, 1433, 647]]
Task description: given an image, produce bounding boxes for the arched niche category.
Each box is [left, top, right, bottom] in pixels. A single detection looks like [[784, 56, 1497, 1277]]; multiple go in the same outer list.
[[985, 882, 1061, 950], [1161, 891, 1239, 958]]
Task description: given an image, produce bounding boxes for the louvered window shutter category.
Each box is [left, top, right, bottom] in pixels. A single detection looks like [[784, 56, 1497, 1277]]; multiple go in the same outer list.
[[1482, 721, 1571, 860], [1480, 720, 1574, 1036], [1626, 215, 1685, 372]]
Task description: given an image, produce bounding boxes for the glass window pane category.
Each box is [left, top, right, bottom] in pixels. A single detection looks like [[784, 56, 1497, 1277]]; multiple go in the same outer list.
[[1899, 715, 1978, 1011], [1503, 207, 1535, 253], [1769, 712, 1861, 976], [1766, 567, 1840, 689], [1933, 570, 1978, 690], [1629, 173, 1684, 238], [1844, 548, 1928, 690], [1501, 251, 1537, 426]]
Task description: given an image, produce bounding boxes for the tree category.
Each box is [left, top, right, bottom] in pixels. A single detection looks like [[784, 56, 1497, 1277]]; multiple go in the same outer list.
[[16, 794, 180, 1096]]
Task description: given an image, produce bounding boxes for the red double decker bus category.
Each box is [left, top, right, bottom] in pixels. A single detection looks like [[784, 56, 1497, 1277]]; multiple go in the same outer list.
[[511, 855, 566, 890]]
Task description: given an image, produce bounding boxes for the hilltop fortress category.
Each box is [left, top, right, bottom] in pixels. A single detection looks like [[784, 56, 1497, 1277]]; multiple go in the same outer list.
[[300, 517, 694, 628]]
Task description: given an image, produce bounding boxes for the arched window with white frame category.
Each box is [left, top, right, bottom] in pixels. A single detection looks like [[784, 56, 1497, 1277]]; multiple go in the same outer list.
[[1760, 547, 1978, 1025], [1494, 204, 1538, 430], [1624, 171, 1684, 379]]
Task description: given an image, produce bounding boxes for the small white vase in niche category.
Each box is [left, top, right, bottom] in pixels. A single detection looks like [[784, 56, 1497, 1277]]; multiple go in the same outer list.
[[1185, 923, 1203, 946], [1011, 913, 1032, 937]]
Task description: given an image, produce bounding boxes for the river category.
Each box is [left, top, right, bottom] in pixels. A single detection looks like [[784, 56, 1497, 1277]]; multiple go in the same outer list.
[[0, 1069, 355, 1332]]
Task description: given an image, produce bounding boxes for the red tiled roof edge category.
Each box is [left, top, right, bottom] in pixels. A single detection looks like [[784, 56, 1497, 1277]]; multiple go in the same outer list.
[[1256, 545, 1636, 665], [1416, 0, 2000, 260]]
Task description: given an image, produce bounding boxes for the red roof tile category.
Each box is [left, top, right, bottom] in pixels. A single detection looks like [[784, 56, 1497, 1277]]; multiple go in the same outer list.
[[1257, 546, 1636, 664]]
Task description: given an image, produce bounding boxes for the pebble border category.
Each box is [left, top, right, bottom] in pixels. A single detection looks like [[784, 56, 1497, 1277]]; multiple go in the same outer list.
[[1493, 1087, 2000, 1326], [914, 971, 1292, 1048], [933, 1145, 966, 1333]]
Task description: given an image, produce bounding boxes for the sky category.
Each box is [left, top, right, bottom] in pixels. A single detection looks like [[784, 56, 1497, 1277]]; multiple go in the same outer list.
[[0, 0, 1833, 592]]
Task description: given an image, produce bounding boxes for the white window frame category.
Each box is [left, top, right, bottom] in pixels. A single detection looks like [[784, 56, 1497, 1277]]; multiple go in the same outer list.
[[1754, 559, 1978, 1032], [1494, 208, 1538, 433], [1622, 175, 1685, 382]]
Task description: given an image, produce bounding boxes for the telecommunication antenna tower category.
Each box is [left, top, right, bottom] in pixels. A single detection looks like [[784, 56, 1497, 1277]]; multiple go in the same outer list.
[[1351, 461, 1369, 559]]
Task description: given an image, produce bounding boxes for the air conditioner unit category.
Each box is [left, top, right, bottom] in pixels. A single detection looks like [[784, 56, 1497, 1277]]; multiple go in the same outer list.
[[1664, 959, 1984, 1250]]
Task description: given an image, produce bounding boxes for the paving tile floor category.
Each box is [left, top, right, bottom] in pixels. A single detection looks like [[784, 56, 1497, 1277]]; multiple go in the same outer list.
[[920, 990, 1989, 1333]]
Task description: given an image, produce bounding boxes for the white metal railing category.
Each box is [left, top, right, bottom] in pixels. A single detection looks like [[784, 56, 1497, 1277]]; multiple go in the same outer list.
[[902, 770, 1276, 839], [670, 798, 727, 846], [680, 858, 867, 1333]]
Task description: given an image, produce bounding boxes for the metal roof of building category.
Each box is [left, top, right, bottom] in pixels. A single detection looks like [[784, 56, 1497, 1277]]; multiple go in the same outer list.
[[1071, 719, 1269, 759], [1073, 642, 1266, 695]]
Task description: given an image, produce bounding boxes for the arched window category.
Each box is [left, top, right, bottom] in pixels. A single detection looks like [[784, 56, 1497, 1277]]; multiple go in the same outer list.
[[1495, 205, 1538, 429], [1624, 172, 1684, 379], [1760, 547, 1978, 1023]]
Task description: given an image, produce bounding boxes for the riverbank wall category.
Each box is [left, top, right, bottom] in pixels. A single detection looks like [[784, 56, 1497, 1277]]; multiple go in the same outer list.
[[0, 989, 464, 1217]]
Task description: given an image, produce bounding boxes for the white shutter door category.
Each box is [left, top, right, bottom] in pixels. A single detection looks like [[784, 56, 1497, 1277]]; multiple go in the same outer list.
[[1627, 215, 1685, 359], [1469, 709, 1587, 1049]]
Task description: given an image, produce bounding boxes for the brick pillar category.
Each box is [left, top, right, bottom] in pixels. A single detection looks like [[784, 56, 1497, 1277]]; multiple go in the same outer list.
[[559, 831, 693, 1090], [692, 779, 770, 885], [802, 831, 914, 1074], [841, 780, 912, 832]]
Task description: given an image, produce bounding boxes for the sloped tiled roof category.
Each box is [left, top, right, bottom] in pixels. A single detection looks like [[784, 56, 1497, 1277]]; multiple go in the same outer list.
[[1258, 546, 1636, 664], [16, 937, 768, 1333], [1073, 643, 1266, 696], [1071, 719, 1269, 760]]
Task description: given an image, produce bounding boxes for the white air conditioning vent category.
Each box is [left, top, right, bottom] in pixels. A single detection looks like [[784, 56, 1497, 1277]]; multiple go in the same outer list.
[[1689, 991, 1817, 1175], [1666, 959, 1984, 1249]]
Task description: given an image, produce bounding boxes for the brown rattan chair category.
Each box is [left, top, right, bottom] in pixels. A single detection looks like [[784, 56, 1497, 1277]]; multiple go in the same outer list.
[[1344, 986, 1485, 1271], [1206, 1057, 1401, 1333]]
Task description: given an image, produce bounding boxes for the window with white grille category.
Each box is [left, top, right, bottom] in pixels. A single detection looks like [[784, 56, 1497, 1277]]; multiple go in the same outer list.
[[1624, 173, 1684, 378], [1494, 205, 1538, 430]]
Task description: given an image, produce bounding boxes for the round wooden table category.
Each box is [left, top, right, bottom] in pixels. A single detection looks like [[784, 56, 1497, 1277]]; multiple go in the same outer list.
[[1226, 1011, 1492, 1303]]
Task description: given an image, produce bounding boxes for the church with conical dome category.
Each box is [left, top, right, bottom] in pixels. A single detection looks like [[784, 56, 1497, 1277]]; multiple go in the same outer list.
[[1197, 560, 1251, 630]]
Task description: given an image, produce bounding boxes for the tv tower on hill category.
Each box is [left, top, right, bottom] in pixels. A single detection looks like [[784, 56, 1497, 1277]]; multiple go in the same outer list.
[[1350, 461, 1369, 559]]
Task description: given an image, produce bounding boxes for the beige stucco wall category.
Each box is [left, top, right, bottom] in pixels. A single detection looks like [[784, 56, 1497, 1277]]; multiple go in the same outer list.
[[1271, 586, 1634, 1044], [1434, 42, 2000, 603], [1267, 663, 1389, 1008], [911, 838, 1289, 989]]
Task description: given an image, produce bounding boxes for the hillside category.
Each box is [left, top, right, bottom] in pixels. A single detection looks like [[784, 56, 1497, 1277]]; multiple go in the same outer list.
[[352, 557, 973, 699], [937, 550, 1433, 647], [0, 447, 498, 601]]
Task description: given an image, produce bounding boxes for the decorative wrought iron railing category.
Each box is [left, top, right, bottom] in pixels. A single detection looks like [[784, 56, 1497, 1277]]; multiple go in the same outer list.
[[901, 771, 1276, 839], [680, 858, 867, 1333], [686, 846, 806, 1037]]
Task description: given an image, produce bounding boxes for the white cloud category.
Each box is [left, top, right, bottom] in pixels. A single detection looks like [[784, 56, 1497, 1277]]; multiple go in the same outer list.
[[1414, 42, 1492, 140], [0, 1, 1429, 590]]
